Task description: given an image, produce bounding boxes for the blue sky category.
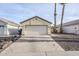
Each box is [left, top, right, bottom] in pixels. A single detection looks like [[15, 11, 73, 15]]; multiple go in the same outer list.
[[0, 3, 79, 24]]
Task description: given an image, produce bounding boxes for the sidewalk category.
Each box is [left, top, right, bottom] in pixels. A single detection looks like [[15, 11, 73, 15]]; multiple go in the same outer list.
[[51, 34, 79, 39], [21, 35, 50, 38]]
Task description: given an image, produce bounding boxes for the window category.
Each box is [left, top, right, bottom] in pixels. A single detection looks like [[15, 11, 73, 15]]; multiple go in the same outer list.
[[0, 25, 4, 27]]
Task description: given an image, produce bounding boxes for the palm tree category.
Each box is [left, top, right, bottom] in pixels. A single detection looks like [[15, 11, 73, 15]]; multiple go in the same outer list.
[[53, 3, 57, 33], [60, 3, 65, 33]]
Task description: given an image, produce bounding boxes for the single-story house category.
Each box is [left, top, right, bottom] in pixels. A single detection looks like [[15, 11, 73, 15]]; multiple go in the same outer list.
[[20, 16, 52, 35], [57, 19, 79, 34], [0, 18, 19, 36]]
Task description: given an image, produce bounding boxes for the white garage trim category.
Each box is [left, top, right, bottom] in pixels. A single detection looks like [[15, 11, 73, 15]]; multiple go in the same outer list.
[[25, 25, 48, 35]]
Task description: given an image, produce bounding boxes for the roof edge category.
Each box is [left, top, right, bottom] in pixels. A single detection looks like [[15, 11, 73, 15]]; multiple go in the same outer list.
[[20, 16, 52, 24]]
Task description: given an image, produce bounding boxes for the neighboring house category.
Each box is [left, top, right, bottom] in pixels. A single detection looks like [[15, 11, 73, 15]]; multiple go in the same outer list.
[[57, 19, 79, 34], [0, 18, 19, 36], [20, 16, 52, 35]]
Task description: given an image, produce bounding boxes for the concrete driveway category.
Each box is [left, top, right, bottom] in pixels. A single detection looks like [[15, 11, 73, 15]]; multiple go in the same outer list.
[[1, 35, 79, 56], [0, 35, 65, 56]]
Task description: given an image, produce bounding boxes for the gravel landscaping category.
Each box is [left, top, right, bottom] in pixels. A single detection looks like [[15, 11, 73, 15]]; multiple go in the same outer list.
[[0, 35, 20, 53], [52, 38, 79, 51]]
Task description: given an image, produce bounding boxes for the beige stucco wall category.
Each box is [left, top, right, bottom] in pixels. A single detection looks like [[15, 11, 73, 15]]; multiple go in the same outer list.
[[21, 26, 26, 35], [20, 18, 51, 26], [48, 26, 51, 34], [20, 17, 52, 35]]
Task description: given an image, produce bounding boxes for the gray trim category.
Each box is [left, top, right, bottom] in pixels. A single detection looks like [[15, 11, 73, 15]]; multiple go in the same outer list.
[[20, 16, 52, 24]]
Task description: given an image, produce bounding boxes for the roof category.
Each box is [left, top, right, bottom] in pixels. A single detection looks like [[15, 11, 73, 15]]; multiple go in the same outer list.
[[0, 18, 19, 26], [57, 19, 79, 27], [20, 16, 52, 24], [63, 19, 79, 26]]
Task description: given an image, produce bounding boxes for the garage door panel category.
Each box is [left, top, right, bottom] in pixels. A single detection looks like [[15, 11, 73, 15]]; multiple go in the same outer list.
[[25, 26, 47, 35]]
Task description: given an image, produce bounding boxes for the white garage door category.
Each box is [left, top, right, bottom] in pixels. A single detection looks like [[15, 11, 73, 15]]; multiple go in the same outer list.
[[25, 26, 48, 35]]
